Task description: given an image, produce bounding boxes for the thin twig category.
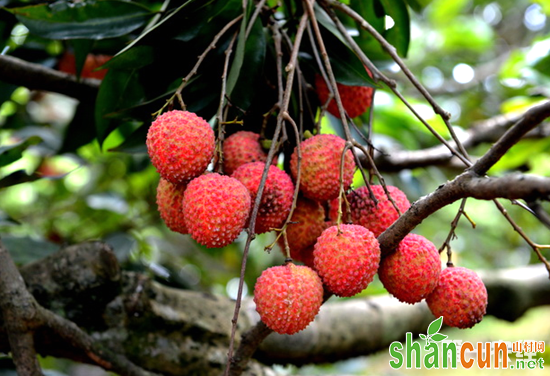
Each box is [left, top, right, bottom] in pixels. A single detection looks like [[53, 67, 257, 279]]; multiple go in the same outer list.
[[215, 32, 239, 173], [155, 14, 244, 116], [322, 0, 471, 162], [492, 199, 550, 275], [224, 12, 310, 376]]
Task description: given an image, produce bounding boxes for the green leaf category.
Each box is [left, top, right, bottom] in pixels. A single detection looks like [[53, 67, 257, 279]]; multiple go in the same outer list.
[[380, 0, 410, 57], [404, 0, 433, 12], [116, 0, 196, 56], [533, 53, 550, 77], [59, 101, 97, 154], [226, 16, 248, 103], [0, 136, 41, 167], [226, 16, 266, 110], [0, 170, 41, 189], [431, 333, 448, 342], [419, 333, 427, 340], [95, 68, 146, 145], [103, 45, 155, 70], [428, 316, 443, 336], [9, 0, 153, 40], [69, 39, 94, 79], [321, 28, 377, 87], [108, 122, 148, 154]]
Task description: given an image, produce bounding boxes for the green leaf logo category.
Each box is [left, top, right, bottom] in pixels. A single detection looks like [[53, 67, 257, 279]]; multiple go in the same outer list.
[[424, 317, 448, 349]]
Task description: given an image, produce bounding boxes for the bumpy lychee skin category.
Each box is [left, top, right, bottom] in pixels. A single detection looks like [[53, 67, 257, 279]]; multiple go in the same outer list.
[[378, 234, 441, 304], [331, 185, 410, 237], [278, 197, 328, 262], [315, 73, 374, 119], [232, 162, 294, 234], [290, 134, 355, 203], [182, 173, 251, 248], [223, 131, 272, 176], [426, 266, 488, 329], [156, 178, 188, 234], [254, 262, 323, 335], [146, 110, 215, 185], [313, 224, 380, 297]]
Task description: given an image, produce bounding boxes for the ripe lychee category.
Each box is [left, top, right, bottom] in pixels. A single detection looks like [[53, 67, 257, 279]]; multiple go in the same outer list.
[[313, 224, 380, 297], [146, 110, 215, 185], [331, 185, 410, 237], [156, 178, 188, 234], [182, 173, 251, 248], [378, 234, 441, 304], [315, 72, 374, 119], [232, 162, 294, 234], [253, 262, 323, 335], [290, 134, 355, 203], [223, 131, 273, 175], [426, 266, 488, 329], [58, 52, 112, 80], [278, 197, 328, 264]]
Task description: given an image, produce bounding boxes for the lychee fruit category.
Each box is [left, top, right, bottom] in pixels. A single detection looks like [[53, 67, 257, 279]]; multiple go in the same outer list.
[[253, 262, 323, 335], [290, 134, 355, 203], [315, 72, 374, 119], [223, 131, 273, 175], [278, 197, 328, 264], [378, 234, 441, 304], [231, 162, 294, 234], [156, 178, 188, 234], [313, 224, 380, 297], [426, 266, 488, 329], [58, 52, 112, 80], [182, 173, 251, 248], [146, 110, 215, 185], [331, 185, 410, 237]]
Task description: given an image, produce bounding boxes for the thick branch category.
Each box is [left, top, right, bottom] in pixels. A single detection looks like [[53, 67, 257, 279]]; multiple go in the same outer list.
[[373, 110, 550, 172], [472, 100, 550, 175], [1, 242, 548, 374], [378, 172, 550, 255], [0, 55, 99, 102], [378, 101, 550, 254], [0, 240, 43, 376], [255, 265, 550, 365]]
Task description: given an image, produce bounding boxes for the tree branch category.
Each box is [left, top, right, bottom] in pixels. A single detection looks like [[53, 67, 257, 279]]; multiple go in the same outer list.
[[255, 265, 550, 365], [378, 100, 550, 255], [2, 242, 548, 374], [0, 55, 99, 102]]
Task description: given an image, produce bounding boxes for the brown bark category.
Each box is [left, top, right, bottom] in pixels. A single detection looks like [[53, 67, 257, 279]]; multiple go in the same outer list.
[[1, 242, 549, 375]]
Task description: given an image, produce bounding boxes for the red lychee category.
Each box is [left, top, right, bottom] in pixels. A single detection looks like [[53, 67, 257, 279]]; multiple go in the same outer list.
[[331, 185, 410, 237], [146, 110, 215, 185], [378, 234, 441, 304], [223, 131, 273, 175], [313, 224, 380, 297], [290, 134, 355, 203], [58, 52, 112, 80], [182, 173, 251, 248], [253, 262, 323, 335], [315, 72, 374, 119], [426, 266, 488, 329], [156, 178, 188, 234], [278, 197, 328, 264], [231, 162, 294, 234]]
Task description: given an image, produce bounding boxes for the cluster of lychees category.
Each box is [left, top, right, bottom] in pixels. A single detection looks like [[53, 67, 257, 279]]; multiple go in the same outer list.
[[148, 110, 294, 248], [147, 109, 488, 337]]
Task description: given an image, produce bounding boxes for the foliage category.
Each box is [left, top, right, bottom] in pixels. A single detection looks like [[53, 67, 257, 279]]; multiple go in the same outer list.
[[0, 0, 549, 373]]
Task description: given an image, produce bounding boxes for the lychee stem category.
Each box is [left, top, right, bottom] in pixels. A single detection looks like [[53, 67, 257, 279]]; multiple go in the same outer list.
[[336, 141, 354, 232], [214, 32, 238, 173], [224, 13, 309, 376]]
